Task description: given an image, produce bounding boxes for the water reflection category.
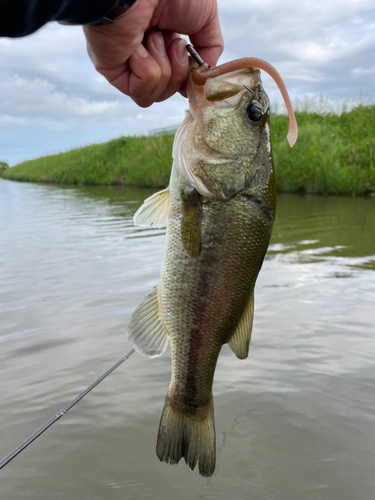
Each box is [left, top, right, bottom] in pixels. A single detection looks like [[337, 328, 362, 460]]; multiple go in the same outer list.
[[0, 179, 374, 500], [271, 193, 375, 261]]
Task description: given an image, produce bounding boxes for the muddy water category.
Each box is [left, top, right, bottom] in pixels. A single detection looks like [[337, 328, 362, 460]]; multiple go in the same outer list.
[[0, 178, 374, 499]]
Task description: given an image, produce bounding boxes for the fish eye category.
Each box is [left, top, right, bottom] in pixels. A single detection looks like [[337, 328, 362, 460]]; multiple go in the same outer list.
[[246, 102, 264, 123]]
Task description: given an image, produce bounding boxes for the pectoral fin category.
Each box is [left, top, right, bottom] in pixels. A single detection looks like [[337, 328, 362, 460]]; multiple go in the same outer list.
[[181, 187, 201, 257], [181, 213, 201, 257], [133, 187, 170, 228], [127, 287, 169, 358], [227, 293, 254, 359]]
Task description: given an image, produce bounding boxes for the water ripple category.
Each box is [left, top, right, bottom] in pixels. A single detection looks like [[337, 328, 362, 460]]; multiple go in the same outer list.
[[1, 180, 375, 499]]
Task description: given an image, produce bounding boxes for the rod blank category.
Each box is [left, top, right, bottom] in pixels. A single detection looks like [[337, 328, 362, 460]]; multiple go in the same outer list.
[[0, 348, 135, 470]]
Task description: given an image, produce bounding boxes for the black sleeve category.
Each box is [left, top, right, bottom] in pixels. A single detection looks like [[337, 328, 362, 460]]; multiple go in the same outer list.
[[0, 0, 118, 38]]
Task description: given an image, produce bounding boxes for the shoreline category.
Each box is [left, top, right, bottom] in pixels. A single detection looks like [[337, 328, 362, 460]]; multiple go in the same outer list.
[[2, 106, 375, 196]]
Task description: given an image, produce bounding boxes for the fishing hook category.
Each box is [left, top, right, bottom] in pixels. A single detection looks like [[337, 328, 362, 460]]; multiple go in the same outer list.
[[242, 85, 255, 103], [186, 44, 210, 68]]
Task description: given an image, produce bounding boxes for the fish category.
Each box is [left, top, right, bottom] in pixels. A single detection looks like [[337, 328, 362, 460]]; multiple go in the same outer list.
[[128, 57, 297, 477]]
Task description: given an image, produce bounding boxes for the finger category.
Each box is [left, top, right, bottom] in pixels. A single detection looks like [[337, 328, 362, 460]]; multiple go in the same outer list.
[[162, 31, 182, 50], [131, 30, 173, 107], [189, 8, 224, 68], [99, 44, 161, 100], [154, 37, 189, 103]]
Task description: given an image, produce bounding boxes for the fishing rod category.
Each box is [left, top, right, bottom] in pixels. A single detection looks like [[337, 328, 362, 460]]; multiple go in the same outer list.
[[0, 348, 135, 471]]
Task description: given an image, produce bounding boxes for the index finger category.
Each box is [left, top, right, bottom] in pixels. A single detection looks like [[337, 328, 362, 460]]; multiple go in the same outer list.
[[189, 8, 223, 68]]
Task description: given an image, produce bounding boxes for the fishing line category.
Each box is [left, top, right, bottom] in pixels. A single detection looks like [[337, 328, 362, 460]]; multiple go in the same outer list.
[[0, 348, 135, 471]]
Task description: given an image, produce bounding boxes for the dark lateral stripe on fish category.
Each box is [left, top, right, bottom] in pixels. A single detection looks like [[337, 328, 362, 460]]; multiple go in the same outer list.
[[241, 193, 274, 221]]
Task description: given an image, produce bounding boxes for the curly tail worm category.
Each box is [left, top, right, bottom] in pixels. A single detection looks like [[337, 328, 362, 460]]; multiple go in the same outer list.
[[187, 48, 298, 148]]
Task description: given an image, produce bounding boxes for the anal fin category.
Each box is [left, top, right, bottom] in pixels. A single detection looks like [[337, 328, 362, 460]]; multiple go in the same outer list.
[[133, 187, 170, 228], [127, 287, 169, 358], [227, 293, 254, 359]]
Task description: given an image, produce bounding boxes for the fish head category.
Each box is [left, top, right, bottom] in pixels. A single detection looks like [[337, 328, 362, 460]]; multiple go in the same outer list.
[[174, 60, 273, 200], [188, 65, 270, 155]]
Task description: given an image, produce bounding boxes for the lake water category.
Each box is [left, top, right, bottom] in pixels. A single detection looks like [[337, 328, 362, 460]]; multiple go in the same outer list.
[[0, 177, 374, 499]]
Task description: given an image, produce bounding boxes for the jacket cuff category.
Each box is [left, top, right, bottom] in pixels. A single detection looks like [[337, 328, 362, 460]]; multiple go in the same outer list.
[[59, 0, 137, 26], [56, 0, 120, 25]]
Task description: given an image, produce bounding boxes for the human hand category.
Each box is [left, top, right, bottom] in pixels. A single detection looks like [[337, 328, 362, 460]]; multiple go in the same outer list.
[[83, 0, 223, 107]]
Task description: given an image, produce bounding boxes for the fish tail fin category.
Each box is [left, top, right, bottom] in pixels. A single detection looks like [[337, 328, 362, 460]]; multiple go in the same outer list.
[[156, 394, 216, 478]]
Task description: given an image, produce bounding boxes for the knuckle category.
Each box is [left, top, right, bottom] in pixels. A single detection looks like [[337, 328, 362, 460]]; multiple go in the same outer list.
[[132, 98, 152, 108], [147, 64, 162, 84], [130, 88, 152, 101]]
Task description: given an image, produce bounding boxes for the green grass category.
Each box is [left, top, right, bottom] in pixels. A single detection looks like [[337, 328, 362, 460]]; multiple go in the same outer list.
[[1, 135, 174, 188], [0, 161, 9, 176], [2, 105, 375, 195], [271, 105, 375, 195]]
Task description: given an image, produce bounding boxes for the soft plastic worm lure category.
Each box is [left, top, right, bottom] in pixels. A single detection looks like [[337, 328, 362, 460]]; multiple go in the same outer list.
[[186, 44, 298, 147]]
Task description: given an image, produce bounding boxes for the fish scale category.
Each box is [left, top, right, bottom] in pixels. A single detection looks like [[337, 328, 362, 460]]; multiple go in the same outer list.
[[129, 58, 294, 477]]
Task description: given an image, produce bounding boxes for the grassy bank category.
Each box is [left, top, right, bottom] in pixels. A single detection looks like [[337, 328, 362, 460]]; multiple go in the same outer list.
[[271, 105, 375, 195], [0, 161, 9, 176], [2, 105, 375, 195], [2, 135, 174, 188]]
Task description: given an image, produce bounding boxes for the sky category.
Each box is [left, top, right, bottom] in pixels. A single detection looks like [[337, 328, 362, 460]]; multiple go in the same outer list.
[[0, 0, 374, 166]]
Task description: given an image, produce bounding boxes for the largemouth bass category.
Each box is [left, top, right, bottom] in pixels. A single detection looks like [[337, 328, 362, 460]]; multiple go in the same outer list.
[[128, 58, 297, 477]]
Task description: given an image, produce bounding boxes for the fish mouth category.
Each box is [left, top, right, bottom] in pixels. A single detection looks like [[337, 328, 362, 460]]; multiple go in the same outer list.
[[187, 65, 261, 118]]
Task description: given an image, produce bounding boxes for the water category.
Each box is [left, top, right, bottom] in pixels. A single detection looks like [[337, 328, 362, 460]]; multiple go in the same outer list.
[[0, 178, 374, 499]]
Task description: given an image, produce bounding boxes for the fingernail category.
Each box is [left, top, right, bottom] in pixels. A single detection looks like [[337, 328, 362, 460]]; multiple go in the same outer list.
[[153, 32, 166, 57], [134, 44, 148, 58], [176, 39, 188, 65]]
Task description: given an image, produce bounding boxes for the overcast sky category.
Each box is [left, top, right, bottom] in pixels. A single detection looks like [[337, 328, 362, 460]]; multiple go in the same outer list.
[[1, 0, 374, 165]]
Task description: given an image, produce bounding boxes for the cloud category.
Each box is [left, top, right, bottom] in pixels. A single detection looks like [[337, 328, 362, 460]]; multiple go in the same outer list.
[[218, 0, 375, 96], [0, 73, 119, 119], [0, 1, 374, 165], [0, 23, 189, 164]]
